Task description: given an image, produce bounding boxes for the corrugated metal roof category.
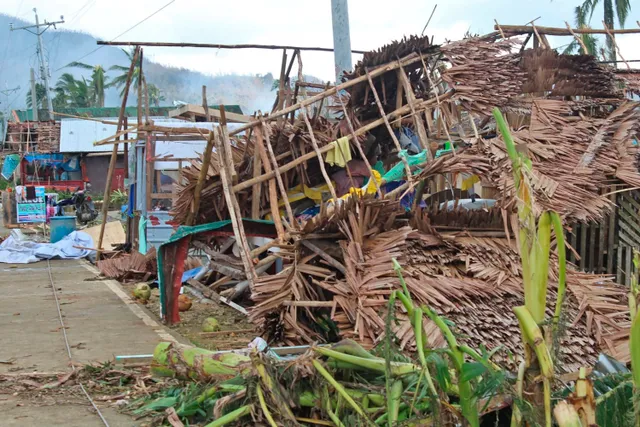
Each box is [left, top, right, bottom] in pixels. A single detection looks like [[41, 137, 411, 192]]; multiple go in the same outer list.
[[59, 118, 241, 170], [13, 105, 243, 122]]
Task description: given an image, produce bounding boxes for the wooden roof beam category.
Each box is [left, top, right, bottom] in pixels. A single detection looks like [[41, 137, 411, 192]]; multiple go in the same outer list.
[[496, 24, 640, 36]]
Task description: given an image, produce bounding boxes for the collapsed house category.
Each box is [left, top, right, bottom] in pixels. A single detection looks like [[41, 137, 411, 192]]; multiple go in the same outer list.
[[151, 30, 639, 373]]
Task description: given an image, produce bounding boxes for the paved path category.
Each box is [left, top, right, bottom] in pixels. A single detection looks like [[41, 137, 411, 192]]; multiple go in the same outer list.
[[0, 259, 180, 426]]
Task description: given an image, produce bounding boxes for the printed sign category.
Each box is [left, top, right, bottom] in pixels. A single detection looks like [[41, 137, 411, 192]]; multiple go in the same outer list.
[[15, 186, 46, 223]]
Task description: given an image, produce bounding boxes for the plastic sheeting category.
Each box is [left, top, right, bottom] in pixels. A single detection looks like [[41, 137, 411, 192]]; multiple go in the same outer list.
[[0, 231, 94, 264]]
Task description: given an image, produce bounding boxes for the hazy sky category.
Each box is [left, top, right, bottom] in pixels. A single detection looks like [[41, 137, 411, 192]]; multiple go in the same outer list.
[[1, 0, 638, 81]]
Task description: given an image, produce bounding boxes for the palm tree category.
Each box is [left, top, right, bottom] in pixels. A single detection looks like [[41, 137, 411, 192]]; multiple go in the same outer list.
[[25, 83, 48, 110], [54, 73, 92, 108], [107, 48, 141, 98], [577, 0, 632, 61], [146, 83, 165, 107], [66, 62, 109, 107]]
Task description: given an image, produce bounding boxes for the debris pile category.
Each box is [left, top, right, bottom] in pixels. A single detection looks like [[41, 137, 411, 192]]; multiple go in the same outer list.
[[162, 31, 638, 373]]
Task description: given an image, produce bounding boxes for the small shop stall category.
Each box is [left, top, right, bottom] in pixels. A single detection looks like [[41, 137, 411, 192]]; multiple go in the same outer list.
[[20, 153, 86, 191]]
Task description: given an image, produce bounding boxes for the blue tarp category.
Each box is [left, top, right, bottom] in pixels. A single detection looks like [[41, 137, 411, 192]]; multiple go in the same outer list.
[[1, 154, 20, 179], [23, 153, 80, 172]]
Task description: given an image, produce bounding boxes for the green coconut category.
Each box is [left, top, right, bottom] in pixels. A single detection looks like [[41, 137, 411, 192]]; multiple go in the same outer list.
[[202, 317, 220, 332], [133, 283, 151, 301]]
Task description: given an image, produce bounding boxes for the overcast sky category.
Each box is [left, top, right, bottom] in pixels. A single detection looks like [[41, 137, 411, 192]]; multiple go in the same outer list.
[[1, 0, 638, 81]]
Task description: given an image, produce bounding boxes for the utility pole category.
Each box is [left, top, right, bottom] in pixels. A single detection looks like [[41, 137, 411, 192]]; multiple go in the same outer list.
[[30, 69, 38, 121], [10, 9, 64, 121], [330, 0, 353, 84]]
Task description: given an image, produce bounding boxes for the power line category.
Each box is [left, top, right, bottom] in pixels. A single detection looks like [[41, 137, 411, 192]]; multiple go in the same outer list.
[[56, 0, 176, 71], [0, 0, 26, 74], [49, 1, 98, 71], [11, 9, 65, 120]]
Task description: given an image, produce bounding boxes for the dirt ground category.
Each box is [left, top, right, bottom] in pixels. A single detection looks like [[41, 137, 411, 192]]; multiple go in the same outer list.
[[120, 283, 258, 351]]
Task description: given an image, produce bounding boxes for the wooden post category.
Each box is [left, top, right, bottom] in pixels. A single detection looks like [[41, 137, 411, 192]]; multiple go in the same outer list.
[[202, 85, 211, 121], [123, 117, 129, 180], [146, 134, 154, 213], [272, 49, 288, 114], [365, 71, 413, 185], [607, 189, 617, 274], [186, 131, 215, 225], [137, 49, 143, 126], [96, 46, 140, 260]]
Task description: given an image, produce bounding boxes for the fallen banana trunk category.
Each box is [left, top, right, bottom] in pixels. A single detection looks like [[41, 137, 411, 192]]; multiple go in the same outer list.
[[151, 342, 252, 380]]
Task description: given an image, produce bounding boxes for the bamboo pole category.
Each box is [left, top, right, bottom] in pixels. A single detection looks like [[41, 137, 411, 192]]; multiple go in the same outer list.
[[565, 22, 589, 54], [186, 131, 215, 225], [261, 118, 296, 227], [396, 64, 430, 155], [97, 40, 368, 53], [93, 125, 138, 146], [299, 106, 338, 201], [602, 21, 631, 70], [365, 70, 413, 185], [250, 134, 263, 219], [420, 55, 455, 155], [495, 24, 640, 35], [52, 111, 119, 124], [213, 127, 257, 283], [336, 94, 382, 197], [96, 46, 140, 260], [232, 92, 450, 193], [253, 125, 285, 238], [228, 52, 426, 136]]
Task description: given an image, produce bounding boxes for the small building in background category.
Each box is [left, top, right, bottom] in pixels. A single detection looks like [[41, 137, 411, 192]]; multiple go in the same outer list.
[[1, 105, 245, 193]]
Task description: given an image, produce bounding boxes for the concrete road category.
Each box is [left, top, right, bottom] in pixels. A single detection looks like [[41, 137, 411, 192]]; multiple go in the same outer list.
[[0, 259, 180, 426]]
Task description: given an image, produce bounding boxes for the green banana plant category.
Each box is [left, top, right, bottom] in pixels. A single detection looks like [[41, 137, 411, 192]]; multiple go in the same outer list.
[[493, 107, 567, 427]]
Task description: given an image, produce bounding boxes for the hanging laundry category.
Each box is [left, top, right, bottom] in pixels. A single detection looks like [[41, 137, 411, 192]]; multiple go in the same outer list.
[[324, 137, 352, 167]]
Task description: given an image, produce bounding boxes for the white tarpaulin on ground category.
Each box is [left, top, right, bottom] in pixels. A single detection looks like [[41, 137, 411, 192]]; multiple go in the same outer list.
[[0, 231, 94, 264]]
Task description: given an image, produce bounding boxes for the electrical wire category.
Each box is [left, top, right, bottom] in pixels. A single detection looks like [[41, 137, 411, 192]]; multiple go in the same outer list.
[[0, 0, 26, 73], [55, 0, 176, 72], [46, 259, 111, 427]]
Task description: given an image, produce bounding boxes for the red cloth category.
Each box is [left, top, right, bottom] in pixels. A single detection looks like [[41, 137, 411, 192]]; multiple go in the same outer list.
[[331, 160, 371, 197]]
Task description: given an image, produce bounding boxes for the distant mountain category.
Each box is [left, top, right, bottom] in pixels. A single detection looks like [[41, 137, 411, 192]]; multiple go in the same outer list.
[[0, 13, 282, 115]]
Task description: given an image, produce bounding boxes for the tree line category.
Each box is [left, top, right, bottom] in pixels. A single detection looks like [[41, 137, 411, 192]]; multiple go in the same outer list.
[[26, 48, 165, 110]]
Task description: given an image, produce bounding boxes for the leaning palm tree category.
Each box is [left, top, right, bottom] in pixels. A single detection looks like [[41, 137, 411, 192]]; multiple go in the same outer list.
[[578, 0, 632, 61], [107, 48, 141, 98], [146, 83, 165, 107], [54, 73, 92, 108], [67, 62, 109, 107]]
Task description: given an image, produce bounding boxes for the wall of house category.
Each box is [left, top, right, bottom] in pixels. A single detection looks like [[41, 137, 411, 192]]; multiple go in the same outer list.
[[84, 155, 125, 194]]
